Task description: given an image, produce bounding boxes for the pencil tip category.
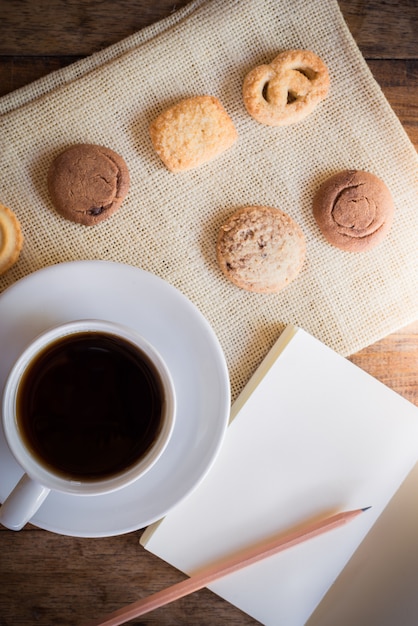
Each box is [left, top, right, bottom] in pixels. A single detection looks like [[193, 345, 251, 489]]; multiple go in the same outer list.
[[361, 506, 372, 512]]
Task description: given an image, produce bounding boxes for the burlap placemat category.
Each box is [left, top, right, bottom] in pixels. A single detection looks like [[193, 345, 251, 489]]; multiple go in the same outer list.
[[1, 0, 418, 402]]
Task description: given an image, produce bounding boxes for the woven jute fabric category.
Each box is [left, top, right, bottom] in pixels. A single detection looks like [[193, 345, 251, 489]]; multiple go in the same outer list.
[[1, 0, 418, 401]]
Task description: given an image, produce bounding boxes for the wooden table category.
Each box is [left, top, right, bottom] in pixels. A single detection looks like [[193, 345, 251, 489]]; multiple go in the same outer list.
[[0, 1, 417, 624]]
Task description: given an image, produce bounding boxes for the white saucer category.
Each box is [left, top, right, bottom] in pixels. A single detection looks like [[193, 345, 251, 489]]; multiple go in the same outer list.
[[0, 261, 230, 537]]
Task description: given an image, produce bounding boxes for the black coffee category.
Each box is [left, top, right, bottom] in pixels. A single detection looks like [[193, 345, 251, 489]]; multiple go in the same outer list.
[[16, 332, 164, 480]]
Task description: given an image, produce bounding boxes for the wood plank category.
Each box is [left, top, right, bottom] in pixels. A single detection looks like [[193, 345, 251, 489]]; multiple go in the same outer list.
[[367, 59, 418, 148], [0, 529, 258, 625], [349, 323, 418, 407], [339, 0, 418, 58], [0, 1, 417, 59], [0, 56, 82, 97], [0, 0, 192, 56]]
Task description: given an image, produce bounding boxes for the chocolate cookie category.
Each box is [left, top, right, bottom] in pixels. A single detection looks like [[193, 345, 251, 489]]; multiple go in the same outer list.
[[216, 205, 306, 293], [313, 170, 394, 252], [0, 202, 24, 275], [47, 144, 130, 226]]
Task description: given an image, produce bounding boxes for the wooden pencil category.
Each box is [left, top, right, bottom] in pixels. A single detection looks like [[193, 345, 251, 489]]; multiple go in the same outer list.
[[84, 507, 370, 626]]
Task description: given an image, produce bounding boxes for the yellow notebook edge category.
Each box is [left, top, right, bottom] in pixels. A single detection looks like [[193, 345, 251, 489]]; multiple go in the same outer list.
[[228, 324, 299, 424], [140, 323, 299, 546]]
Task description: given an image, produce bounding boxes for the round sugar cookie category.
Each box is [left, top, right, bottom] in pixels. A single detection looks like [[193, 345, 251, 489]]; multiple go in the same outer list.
[[313, 170, 394, 252], [47, 144, 130, 226], [0, 203, 24, 275], [216, 205, 306, 293]]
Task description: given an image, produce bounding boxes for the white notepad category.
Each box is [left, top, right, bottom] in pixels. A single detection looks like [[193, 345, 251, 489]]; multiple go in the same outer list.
[[141, 326, 418, 625]]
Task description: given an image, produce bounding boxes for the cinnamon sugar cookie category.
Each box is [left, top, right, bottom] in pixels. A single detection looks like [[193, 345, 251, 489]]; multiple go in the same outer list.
[[243, 49, 329, 126], [313, 170, 394, 252], [150, 96, 237, 172], [47, 144, 130, 226], [0, 203, 23, 275], [217, 206, 305, 293]]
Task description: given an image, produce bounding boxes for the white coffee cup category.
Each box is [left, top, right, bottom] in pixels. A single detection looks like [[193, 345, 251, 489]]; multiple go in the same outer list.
[[0, 319, 176, 531]]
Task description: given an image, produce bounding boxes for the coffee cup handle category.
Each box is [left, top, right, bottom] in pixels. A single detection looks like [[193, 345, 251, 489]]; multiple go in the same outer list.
[[0, 474, 50, 531]]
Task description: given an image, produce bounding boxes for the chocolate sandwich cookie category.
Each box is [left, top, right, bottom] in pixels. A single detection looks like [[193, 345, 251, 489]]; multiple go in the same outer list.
[[47, 144, 130, 226], [217, 205, 306, 294], [313, 170, 394, 252], [0, 202, 24, 275]]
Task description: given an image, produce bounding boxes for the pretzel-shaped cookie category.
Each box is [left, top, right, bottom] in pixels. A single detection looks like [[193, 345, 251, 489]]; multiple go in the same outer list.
[[243, 49, 330, 126]]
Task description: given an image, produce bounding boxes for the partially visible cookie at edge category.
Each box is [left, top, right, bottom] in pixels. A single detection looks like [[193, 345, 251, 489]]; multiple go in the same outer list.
[[313, 169, 394, 252], [216, 205, 306, 294], [149, 95, 238, 172], [0, 202, 24, 275], [47, 144, 130, 226]]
